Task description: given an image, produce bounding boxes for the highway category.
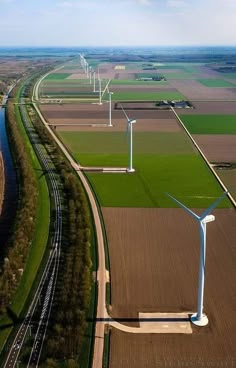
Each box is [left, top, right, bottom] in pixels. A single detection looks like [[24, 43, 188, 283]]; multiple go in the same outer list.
[[4, 100, 63, 367]]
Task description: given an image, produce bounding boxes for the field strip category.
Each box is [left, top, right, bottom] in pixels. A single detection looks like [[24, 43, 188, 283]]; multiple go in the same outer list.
[[171, 107, 236, 207]]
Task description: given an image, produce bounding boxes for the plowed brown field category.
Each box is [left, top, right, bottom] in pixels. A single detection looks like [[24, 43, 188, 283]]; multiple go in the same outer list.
[[193, 135, 236, 162], [41, 104, 180, 132], [168, 80, 236, 100], [180, 101, 236, 115], [102, 208, 236, 367]]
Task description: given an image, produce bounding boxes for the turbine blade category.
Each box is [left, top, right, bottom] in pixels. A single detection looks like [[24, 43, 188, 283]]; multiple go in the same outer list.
[[120, 104, 130, 122], [200, 191, 228, 220], [166, 193, 200, 220]]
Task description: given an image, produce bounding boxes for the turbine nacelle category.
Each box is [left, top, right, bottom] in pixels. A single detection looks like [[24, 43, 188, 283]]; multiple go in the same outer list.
[[202, 215, 215, 224], [128, 119, 136, 125]]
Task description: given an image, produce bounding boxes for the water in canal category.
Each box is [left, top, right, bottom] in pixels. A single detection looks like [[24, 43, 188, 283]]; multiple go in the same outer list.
[[0, 107, 17, 260]]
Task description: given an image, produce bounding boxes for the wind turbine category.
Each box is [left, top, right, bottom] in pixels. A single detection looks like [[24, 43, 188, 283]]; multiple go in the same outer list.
[[93, 70, 96, 92], [86, 62, 89, 78], [121, 105, 136, 172], [108, 92, 113, 127], [166, 191, 228, 326], [89, 66, 92, 84], [98, 78, 102, 105]]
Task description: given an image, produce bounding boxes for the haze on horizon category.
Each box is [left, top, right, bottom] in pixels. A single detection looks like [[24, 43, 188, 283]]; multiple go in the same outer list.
[[0, 0, 236, 47]]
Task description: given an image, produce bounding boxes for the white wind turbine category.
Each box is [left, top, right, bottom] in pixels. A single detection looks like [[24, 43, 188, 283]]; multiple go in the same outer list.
[[108, 91, 113, 127], [89, 66, 92, 84], [93, 70, 96, 92], [121, 105, 136, 173], [166, 191, 228, 326]]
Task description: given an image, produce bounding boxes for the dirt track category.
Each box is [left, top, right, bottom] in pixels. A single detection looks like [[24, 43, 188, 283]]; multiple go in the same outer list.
[[102, 207, 236, 367]]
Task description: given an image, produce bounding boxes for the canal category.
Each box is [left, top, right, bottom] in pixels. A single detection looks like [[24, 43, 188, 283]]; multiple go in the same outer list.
[[0, 107, 17, 260]]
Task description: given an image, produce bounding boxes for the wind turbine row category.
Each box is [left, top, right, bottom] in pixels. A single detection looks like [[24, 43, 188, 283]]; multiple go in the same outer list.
[[79, 54, 103, 103]]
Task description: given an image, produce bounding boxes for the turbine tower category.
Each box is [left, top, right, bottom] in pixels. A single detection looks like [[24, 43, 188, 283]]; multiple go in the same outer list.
[[98, 78, 102, 105], [93, 70, 96, 92], [89, 66, 92, 84], [166, 192, 228, 326], [108, 92, 113, 127], [121, 105, 136, 172]]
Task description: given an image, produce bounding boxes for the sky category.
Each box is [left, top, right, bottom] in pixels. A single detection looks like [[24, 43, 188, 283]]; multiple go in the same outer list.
[[0, 0, 236, 47]]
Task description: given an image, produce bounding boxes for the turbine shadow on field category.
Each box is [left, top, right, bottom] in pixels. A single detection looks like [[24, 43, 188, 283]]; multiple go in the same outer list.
[[89, 317, 190, 323]]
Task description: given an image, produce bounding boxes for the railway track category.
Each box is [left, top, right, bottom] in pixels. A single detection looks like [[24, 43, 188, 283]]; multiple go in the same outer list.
[[4, 101, 63, 368]]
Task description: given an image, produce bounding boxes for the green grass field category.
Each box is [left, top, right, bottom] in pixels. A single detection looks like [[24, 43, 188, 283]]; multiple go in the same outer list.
[[163, 72, 197, 80], [197, 79, 236, 87], [58, 130, 230, 208], [45, 73, 72, 80], [43, 80, 91, 85], [180, 115, 236, 134], [136, 73, 165, 79], [216, 73, 236, 79], [87, 154, 230, 208], [104, 91, 185, 101]]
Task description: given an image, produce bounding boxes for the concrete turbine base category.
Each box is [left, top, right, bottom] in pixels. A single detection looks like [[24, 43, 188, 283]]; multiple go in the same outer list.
[[191, 313, 209, 327]]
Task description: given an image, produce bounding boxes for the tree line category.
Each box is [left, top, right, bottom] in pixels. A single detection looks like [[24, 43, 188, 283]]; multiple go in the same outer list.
[[0, 102, 38, 315]]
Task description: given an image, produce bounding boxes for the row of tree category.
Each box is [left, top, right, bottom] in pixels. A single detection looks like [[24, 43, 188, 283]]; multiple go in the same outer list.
[[31, 111, 93, 365], [0, 102, 38, 315]]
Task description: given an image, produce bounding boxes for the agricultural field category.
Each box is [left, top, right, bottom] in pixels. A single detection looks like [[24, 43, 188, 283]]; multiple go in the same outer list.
[[180, 114, 236, 134], [179, 101, 236, 115], [166, 79, 236, 100], [197, 79, 236, 87], [192, 135, 236, 162], [44, 72, 71, 80], [39, 57, 236, 368], [111, 79, 168, 85], [54, 107, 231, 208], [103, 91, 186, 101], [106, 207, 236, 367]]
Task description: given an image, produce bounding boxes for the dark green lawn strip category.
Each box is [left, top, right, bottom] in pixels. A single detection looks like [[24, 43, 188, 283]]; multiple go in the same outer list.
[[45, 73, 72, 80], [180, 115, 236, 134], [197, 79, 236, 87]]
